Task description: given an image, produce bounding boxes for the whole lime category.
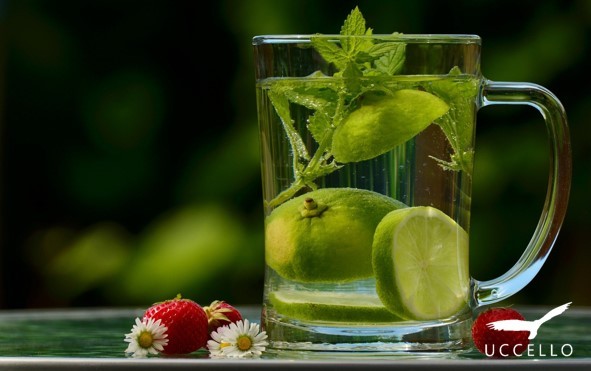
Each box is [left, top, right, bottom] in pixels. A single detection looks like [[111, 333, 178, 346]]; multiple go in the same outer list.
[[265, 188, 406, 283]]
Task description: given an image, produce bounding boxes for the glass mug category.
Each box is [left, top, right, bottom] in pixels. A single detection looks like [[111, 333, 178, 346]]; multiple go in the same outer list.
[[252, 34, 571, 354]]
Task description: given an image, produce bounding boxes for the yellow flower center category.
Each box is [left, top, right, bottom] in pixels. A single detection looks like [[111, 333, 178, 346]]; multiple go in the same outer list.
[[236, 335, 253, 351], [138, 331, 154, 349], [220, 342, 232, 349]]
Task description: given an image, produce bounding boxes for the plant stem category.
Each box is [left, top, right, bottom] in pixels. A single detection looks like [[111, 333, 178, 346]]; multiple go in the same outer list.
[[267, 89, 349, 208]]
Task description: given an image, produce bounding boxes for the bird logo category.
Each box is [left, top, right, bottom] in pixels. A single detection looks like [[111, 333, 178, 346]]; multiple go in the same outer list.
[[486, 302, 571, 339]]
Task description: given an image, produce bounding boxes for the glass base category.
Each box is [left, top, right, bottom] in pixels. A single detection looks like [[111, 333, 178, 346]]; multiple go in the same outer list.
[[262, 309, 474, 357]]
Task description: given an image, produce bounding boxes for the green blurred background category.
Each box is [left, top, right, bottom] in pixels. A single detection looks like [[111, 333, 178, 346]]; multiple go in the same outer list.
[[0, 0, 588, 309]]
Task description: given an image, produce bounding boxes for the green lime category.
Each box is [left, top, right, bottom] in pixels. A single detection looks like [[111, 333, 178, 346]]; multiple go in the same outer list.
[[265, 188, 406, 283], [331, 89, 449, 163], [372, 206, 469, 320], [269, 290, 402, 323]]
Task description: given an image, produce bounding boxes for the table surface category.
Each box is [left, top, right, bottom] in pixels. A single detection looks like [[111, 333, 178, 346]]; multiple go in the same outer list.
[[0, 305, 589, 370]]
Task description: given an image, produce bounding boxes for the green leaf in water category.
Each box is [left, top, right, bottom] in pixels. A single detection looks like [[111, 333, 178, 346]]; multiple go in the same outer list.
[[428, 67, 480, 174]]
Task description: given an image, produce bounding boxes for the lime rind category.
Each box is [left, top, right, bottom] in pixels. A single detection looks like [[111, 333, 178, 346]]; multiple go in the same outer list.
[[269, 290, 402, 323], [373, 206, 469, 320]]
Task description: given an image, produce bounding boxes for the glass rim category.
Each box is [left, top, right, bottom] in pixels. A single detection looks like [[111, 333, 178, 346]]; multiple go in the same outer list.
[[252, 34, 481, 45]]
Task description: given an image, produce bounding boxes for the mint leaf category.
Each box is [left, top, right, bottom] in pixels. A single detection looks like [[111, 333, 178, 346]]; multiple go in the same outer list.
[[342, 62, 363, 93], [311, 37, 348, 70], [366, 35, 406, 75], [428, 67, 480, 173], [267, 89, 310, 173], [284, 85, 338, 114], [340, 7, 373, 58], [308, 113, 332, 146], [284, 83, 337, 146], [374, 46, 405, 75], [366, 39, 404, 57], [341, 6, 366, 36]]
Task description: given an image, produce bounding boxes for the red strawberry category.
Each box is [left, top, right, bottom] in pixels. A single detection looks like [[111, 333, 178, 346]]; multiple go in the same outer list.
[[472, 307, 530, 358], [204, 300, 243, 334], [143, 295, 208, 354]]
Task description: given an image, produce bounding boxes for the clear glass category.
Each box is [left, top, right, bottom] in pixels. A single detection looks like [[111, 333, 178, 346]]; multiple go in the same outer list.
[[252, 34, 571, 355]]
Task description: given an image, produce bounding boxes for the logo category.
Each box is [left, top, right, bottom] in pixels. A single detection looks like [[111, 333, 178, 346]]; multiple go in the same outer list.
[[481, 302, 574, 357], [487, 302, 571, 340]]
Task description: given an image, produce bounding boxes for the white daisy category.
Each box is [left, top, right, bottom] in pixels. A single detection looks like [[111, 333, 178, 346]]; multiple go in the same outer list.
[[124, 317, 169, 358], [206, 325, 228, 358], [207, 319, 268, 358]]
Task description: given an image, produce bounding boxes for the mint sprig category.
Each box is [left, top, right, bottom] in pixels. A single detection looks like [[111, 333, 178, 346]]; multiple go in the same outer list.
[[265, 7, 471, 208], [311, 7, 405, 84], [267, 7, 409, 207]]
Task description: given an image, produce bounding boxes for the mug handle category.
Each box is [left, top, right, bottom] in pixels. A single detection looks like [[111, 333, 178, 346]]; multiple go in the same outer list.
[[472, 80, 572, 307]]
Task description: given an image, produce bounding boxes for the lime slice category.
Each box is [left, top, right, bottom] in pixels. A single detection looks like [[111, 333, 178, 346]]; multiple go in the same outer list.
[[269, 290, 402, 323], [331, 89, 449, 163], [372, 206, 469, 320]]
